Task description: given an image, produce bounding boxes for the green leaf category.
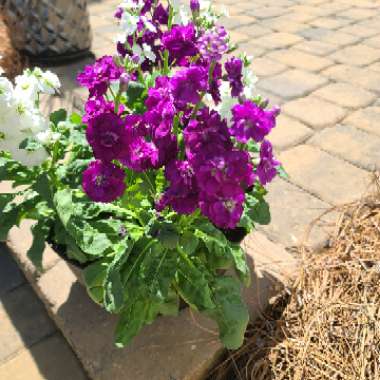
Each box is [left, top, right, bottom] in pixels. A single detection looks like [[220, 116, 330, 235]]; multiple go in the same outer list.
[[33, 173, 54, 208], [26, 220, 51, 270], [175, 252, 214, 310], [70, 112, 83, 125], [179, 231, 199, 255], [0, 152, 36, 185], [207, 276, 249, 349], [251, 199, 271, 225], [277, 165, 288, 179], [104, 243, 134, 313], [157, 224, 179, 249], [84, 259, 109, 291], [0, 193, 39, 241], [54, 189, 74, 227], [126, 81, 146, 108], [50, 109, 67, 125], [115, 299, 159, 347], [195, 223, 233, 270], [19, 137, 43, 152], [228, 245, 250, 286]]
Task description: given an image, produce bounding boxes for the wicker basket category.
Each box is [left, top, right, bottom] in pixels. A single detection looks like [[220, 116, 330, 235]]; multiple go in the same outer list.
[[1, 0, 92, 64]]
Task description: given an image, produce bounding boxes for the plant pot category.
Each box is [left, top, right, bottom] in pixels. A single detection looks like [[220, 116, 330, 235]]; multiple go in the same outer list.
[[1, 0, 92, 64]]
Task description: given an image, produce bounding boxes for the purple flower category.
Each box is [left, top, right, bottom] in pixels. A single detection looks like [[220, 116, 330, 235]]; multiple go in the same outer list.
[[225, 57, 243, 97], [169, 66, 208, 109], [231, 101, 280, 143], [199, 184, 245, 229], [197, 26, 228, 62], [195, 150, 254, 195], [121, 137, 159, 172], [77, 56, 124, 97], [151, 122, 178, 166], [114, 7, 123, 19], [184, 108, 232, 162], [86, 112, 130, 162], [83, 97, 124, 124], [256, 140, 280, 185], [145, 76, 175, 126], [162, 24, 198, 66], [190, 0, 200, 13], [153, 4, 169, 24], [157, 160, 199, 214], [209, 62, 222, 104], [82, 160, 126, 203]]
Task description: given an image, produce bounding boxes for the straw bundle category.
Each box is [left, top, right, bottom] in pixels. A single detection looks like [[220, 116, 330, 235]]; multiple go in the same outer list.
[[210, 175, 380, 380]]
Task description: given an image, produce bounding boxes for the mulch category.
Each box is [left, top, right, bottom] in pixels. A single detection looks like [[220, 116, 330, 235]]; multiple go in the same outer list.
[[209, 174, 380, 380]]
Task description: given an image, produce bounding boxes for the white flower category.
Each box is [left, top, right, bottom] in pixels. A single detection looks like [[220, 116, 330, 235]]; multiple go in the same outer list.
[[132, 43, 156, 64], [242, 66, 258, 99], [14, 72, 40, 104], [217, 81, 239, 122], [36, 129, 61, 145], [0, 77, 15, 110], [140, 15, 157, 33], [119, 13, 139, 36], [171, 0, 191, 25], [38, 70, 61, 94], [118, 0, 143, 11]]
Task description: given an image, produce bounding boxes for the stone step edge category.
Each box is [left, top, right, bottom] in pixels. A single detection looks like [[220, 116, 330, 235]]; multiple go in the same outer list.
[[6, 219, 298, 380]]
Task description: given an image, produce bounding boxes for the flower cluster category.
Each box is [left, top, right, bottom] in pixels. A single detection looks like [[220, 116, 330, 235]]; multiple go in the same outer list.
[[78, 0, 281, 230], [0, 67, 61, 166]]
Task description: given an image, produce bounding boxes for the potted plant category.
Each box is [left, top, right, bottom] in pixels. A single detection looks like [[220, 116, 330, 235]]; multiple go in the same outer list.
[[0, 0, 282, 349], [1, 0, 92, 64]]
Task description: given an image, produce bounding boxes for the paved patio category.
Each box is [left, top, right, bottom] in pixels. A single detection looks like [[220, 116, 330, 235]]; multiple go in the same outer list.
[[1, 0, 380, 378]]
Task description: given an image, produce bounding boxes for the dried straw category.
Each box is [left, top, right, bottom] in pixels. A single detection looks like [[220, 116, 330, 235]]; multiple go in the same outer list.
[[209, 173, 380, 380], [0, 13, 26, 78]]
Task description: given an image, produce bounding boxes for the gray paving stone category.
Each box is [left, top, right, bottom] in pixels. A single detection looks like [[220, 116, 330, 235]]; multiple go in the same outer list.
[[260, 179, 335, 250], [0, 245, 25, 297], [259, 69, 328, 99], [343, 107, 380, 138], [279, 145, 370, 205], [0, 285, 56, 363], [0, 334, 88, 380], [309, 124, 380, 171]]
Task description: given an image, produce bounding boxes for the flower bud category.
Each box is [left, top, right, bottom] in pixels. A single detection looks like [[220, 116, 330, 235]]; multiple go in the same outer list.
[[190, 0, 200, 14]]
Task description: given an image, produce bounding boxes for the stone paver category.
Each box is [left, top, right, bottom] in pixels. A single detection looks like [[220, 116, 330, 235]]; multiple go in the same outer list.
[[279, 145, 370, 205], [329, 44, 380, 66], [267, 49, 334, 72], [312, 82, 377, 109], [0, 245, 25, 297], [261, 179, 335, 249], [283, 96, 347, 129], [0, 334, 88, 380], [259, 69, 328, 99], [322, 64, 380, 93], [363, 35, 380, 49], [0, 284, 56, 363], [309, 124, 380, 171], [252, 57, 288, 77], [343, 107, 380, 137], [271, 114, 313, 150], [254, 32, 304, 49], [293, 40, 337, 56], [299, 28, 361, 47]]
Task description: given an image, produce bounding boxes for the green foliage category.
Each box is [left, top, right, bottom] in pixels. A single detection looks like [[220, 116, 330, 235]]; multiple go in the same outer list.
[[0, 110, 274, 352]]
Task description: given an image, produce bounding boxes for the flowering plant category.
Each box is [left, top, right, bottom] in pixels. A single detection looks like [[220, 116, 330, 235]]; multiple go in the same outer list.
[[0, 0, 282, 349]]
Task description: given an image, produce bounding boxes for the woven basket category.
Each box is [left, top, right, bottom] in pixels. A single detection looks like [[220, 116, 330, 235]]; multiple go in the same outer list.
[[1, 0, 92, 63]]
